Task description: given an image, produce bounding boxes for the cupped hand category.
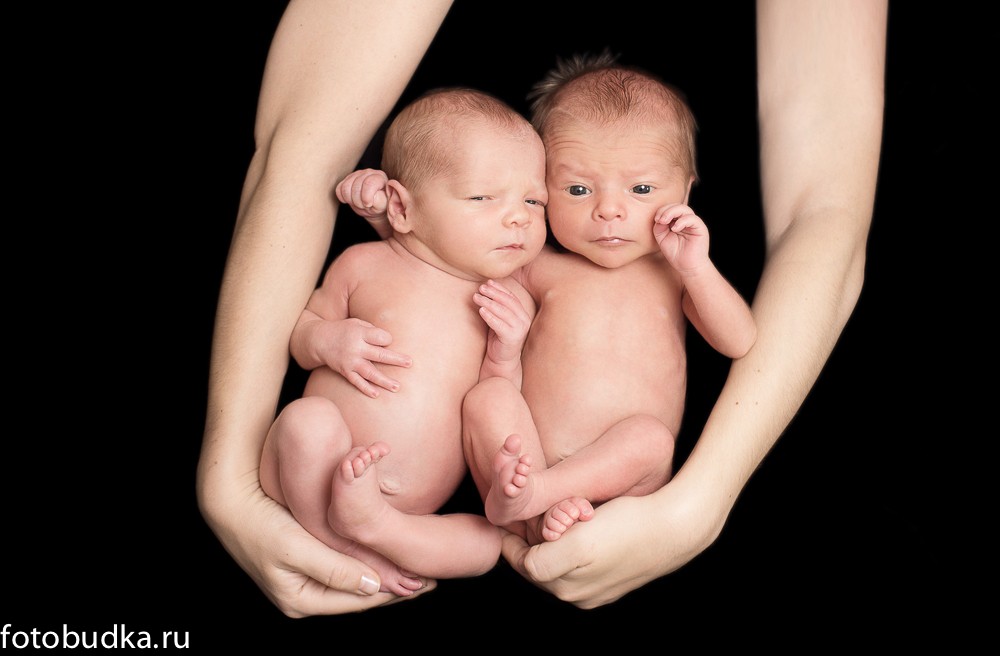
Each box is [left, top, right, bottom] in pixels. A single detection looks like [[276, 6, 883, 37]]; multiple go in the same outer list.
[[501, 483, 722, 609], [203, 477, 435, 617]]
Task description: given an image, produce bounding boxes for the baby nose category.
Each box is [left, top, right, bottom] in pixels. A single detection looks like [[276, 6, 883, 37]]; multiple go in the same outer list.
[[594, 195, 625, 222], [504, 203, 531, 227]]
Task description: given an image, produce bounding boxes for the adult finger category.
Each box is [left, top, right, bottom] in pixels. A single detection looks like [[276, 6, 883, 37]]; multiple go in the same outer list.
[[499, 530, 531, 578], [520, 534, 589, 583], [301, 535, 381, 593], [278, 540, 391, 616]]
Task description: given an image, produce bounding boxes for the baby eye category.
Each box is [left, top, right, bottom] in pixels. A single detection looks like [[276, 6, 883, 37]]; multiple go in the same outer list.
[[567, 185, 590, 196], [631, 184, 652, 195], [525, 199, 545, 207], [467, 196, 487, 201]]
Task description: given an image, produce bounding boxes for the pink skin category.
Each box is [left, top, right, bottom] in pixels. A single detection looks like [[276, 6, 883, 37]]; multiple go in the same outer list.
[[328, 442, 392, 540], [326, 442, 424, 596], [473, 278, 533, 385], [486, 434, 594, 542], [260, 400, 425, 596], [335, 168, 393, 240], [653, 203, 710, 274], [540, 498, 595, 542]]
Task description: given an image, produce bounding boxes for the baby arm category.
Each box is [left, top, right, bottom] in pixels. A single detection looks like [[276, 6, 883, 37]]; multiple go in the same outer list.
[[473, 278, 535, 387], [289, 248, 412, 397], [655, 204, 757, 358]]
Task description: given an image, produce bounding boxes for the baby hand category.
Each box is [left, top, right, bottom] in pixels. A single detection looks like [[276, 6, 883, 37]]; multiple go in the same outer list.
[[474, 280, 531, 369], [336, 169, 391, 238], [653, 203, 711, 275], [319, 318, 412, 398]]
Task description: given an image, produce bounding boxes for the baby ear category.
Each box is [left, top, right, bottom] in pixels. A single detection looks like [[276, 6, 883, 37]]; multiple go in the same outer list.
[[683, 175, 694, 204], [385, 180, 413, 234]]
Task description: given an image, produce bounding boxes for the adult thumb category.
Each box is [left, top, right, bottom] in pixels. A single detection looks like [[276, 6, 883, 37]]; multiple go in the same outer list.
[[522, 538, 581, 583], [300, 538, 381, 596]]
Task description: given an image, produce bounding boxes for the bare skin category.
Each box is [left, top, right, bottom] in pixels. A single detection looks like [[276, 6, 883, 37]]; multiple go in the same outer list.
[[464, 119, 756, 544], [464, 247, 692, 543], [489, 433, 597, 542], [261, 121, 547, 593], [197, 0, 455, 616], [342, 119, 755, 545], [204, 0, 883, 615], [503, 0, 886, 608]]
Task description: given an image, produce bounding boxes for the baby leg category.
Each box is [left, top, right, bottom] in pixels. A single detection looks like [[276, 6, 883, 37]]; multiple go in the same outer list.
[[519, 414, 674, 544], [462, 378, 548, 529], [542, 414, 676, 509], [487, 433, 570, 530], [329, 443, 502, 578], [327, 441, 392, 539], [260, 396, 422, 595]]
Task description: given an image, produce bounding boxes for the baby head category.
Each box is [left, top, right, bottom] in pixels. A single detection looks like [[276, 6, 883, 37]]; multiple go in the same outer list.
[[381, 88, 548, 281], [529, 52, 698, 269]]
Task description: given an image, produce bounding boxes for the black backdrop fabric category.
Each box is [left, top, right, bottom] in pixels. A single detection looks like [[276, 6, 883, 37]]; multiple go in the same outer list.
[[5, 2, 980, 649]]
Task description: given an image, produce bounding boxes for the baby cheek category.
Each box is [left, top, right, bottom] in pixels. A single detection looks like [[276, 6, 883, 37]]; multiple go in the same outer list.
[[552, 204, 590, 233], [544, 199, 574, 230]]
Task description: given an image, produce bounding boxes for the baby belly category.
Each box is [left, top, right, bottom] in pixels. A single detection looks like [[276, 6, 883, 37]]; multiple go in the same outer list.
[[303, 367, 469, 513], [522, 358, 685, 463]]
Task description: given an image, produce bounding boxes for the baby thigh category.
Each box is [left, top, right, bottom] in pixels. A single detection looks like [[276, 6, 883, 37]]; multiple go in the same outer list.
[[462, 377, 546, 500], [260, 396, 355, 536], [566, 414, 676, 501]]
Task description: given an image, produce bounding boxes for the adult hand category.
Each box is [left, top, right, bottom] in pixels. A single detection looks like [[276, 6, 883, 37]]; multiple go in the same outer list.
[[203, 475, 435, 617], [501, 478, 722, 609]]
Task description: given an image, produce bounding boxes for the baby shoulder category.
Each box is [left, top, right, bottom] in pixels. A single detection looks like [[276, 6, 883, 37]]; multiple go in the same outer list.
[[322, 241, 391, 281]]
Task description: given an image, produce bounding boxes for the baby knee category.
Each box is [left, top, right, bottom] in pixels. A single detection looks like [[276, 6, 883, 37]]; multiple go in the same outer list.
[[462, 377, 517, 421], [630, 414, 676, 462], [274, 396, 346, 451]]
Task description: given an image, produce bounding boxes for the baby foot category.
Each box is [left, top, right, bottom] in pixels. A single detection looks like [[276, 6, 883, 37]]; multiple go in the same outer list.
[[485, 434, 540, 526], [339, 540, 425, 597], [328, 442, 392, 545], [539, 497, 594, 542]]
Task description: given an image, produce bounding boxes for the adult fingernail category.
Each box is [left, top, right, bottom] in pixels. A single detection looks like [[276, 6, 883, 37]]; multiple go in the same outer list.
[[359, 575, 379, 595]]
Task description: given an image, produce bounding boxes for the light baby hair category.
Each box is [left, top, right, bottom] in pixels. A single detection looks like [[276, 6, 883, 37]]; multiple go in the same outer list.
[[383, 87, 536, 191], [528, 51, 698, 182]]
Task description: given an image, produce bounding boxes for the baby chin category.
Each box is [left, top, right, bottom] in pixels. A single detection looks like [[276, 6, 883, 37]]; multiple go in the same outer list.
[[485, 243, 538, 275]]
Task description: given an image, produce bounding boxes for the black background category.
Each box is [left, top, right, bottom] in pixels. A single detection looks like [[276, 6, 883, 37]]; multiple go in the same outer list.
[[5, 2, 980, 649]]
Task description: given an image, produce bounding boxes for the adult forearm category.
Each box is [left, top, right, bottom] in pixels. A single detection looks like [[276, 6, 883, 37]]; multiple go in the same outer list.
[[197, 0, 454, 518], [511, 1, 886, 609], [671, 215, 868, 522], [198, 166, 334, 515], [667, 0, 886, 531]]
